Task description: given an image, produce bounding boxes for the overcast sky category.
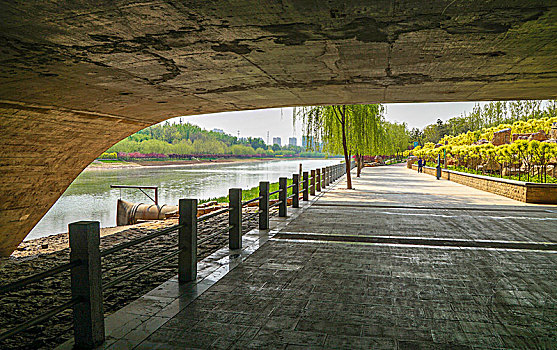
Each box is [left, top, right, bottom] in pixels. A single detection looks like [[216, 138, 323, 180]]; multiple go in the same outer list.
[[168, 102, 490, 146]]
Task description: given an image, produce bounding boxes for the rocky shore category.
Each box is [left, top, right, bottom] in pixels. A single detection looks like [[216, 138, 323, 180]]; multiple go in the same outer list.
[[0, 207, 276, 349]]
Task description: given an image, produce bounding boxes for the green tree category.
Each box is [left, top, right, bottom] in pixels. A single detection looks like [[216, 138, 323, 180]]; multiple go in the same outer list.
[[295, 104, 391, 188]]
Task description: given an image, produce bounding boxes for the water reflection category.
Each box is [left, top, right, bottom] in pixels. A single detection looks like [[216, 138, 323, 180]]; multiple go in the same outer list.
[[28, 159, 339, 240]]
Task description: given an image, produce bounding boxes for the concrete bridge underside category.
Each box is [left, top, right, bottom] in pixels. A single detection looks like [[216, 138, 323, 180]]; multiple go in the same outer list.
[[1, 0, 556, 255]]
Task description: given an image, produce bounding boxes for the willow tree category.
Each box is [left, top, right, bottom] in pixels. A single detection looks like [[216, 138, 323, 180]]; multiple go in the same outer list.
[[294, 104, 386, 189], [383, 121, 410, 160]]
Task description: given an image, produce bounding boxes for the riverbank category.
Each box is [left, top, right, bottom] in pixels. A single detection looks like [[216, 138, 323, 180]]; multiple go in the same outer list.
[[85, 157, 270, 171], [27, 158, 339, 243], [10, 221, 164, 259], [0, 207, 276, 349], [85, 157, 336, 171]]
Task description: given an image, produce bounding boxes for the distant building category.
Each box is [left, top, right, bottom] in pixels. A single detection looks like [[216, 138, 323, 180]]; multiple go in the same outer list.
[[272, 137, 282, 146], [211, 128, 225, 134], [302, 136, 322, 151], [288, 137, 297, 147]]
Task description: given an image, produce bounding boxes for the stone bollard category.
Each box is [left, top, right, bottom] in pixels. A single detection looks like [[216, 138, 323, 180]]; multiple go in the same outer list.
[[292, 174, 300, 208], [259, 182, 269, 230], [279, 177, 287, 217], [69, 221, 105, 348], [179, 199, 197, 283], [310, 169, 316, 196], [229, 188, 242, 250], [303, 171, 309, 201]]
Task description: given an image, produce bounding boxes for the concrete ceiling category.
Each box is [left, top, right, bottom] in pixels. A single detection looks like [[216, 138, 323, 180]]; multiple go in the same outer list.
[[1, 0, 556, 255]]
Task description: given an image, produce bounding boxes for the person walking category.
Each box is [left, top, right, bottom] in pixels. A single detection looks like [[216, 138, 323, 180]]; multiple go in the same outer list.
[[417, 158, 423, 173]]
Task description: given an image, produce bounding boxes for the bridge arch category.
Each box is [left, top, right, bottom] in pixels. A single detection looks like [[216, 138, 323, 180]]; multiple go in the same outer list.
[[1, 1, 556, 255]]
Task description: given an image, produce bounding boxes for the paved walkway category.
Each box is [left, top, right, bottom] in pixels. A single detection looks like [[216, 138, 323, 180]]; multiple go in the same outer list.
[[61, 164, 557, 349]]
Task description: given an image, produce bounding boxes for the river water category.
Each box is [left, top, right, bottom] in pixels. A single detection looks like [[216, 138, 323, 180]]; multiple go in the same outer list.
[[27, 159, 340, 240]]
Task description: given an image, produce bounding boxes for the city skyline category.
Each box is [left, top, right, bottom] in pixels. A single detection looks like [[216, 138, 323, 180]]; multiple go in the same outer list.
[[172, 102, 495, 144], [170, 101, 554, 145]]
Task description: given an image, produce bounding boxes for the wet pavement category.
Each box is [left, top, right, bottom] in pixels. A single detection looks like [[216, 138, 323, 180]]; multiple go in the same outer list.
[[58, 164, 557, 349]]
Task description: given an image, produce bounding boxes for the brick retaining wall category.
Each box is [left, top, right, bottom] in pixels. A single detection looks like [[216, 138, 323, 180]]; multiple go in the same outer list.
[[411, 164, 557, 204]]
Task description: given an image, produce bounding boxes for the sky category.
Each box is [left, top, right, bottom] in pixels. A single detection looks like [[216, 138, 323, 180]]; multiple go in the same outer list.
[[168, 102, 490, 146]]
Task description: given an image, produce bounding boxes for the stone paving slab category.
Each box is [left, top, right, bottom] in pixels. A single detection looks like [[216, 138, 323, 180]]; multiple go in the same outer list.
[[285, 165, 557, 243], [284, 205, 557, 243], [141, 240, 557, 349]]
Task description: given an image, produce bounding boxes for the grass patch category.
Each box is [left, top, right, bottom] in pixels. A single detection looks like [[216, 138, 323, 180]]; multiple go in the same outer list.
[[200, 178, 295, 204], [97, 159, 123, 163]]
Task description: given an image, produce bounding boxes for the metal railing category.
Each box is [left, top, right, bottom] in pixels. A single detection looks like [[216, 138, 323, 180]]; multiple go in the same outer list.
[[0, 161, 355, 348]]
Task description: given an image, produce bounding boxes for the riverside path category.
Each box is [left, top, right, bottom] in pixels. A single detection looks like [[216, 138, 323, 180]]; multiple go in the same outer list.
[[59, 164, 557, 349]]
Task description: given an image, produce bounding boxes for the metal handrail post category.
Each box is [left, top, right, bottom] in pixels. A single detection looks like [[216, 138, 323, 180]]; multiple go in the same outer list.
[[316, 168, 321, 192], [229, 188, 242, 250], [303, 171, 309, 201], [69, 221, 105, 348], [292, 174, 300, 208], [179, 199, 197, 283], [279, 177, 287, 217], [259, 181, 270, 230], [310, 169, 316, 196]]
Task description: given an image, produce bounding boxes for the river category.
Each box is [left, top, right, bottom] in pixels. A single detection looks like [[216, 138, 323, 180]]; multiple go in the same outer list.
[[27, 158, 340, 240]]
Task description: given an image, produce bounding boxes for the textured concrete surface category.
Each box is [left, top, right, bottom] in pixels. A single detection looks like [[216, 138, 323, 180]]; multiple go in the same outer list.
[[1, 1, 557, 254], [0, 103, 149, 255], [1, 1, 556, 115], [60, 166, 556, 349]]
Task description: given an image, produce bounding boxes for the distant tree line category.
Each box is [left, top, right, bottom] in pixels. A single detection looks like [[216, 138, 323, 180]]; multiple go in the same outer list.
[[104, 121, 324, 158]]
